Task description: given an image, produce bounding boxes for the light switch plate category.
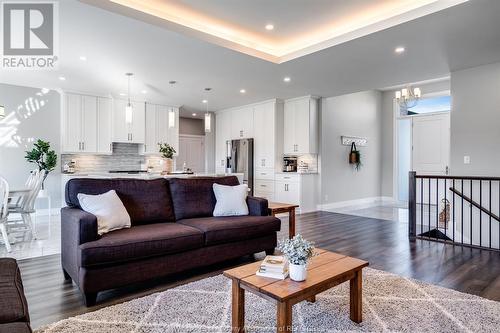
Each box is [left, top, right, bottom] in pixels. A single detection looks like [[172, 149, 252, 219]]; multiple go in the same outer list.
[[464, 156, 471, 164]]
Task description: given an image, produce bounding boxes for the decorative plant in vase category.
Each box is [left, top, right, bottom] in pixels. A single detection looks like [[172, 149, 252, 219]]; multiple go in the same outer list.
[[25, 139, 57, 191], [278, 234, 316, 282], [158, 142, 176, 174]]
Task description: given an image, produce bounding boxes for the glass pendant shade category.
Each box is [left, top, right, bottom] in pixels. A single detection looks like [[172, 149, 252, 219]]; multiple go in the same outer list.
[[125, 103, 133, 124], [168, 108, 175, 128], [204, 112, 211, 133]]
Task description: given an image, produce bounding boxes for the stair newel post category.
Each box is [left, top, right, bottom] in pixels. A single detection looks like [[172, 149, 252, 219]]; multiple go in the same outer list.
[[409, 171, 417, 241]]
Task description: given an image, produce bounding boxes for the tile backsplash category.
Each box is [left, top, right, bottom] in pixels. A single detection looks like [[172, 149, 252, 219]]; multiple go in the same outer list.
[[61, 143, 163, 173]]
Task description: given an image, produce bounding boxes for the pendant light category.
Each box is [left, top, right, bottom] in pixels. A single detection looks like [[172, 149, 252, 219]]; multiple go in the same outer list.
[[168, 107, 175, 128], [125, 73, 133, 124], [204, 100, 211, 133]]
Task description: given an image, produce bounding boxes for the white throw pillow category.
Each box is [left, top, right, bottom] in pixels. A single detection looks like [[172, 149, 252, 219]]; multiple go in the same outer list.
[[213, 183, 249, 217], [77, 190, 131, 235]]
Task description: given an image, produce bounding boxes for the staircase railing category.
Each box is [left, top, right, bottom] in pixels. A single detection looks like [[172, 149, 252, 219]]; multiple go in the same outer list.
[[409, 172, 500, 251]]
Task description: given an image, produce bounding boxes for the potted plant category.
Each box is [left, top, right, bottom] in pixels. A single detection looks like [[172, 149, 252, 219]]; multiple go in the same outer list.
[[25, 139, 57, 192], [158, 142, 176, 173], [278, 234, 315, 281]]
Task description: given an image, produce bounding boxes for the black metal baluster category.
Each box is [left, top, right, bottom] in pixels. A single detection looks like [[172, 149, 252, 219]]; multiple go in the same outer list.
[[436, 178, 439, 240], [489, 180, 492, 249], [428, 178, 431, 237], [479, 180, 482, 247], [421, 178, 423, 235], [461, 179, 464, 244], [444, 178, 447, 240], [470, 179, 473, 246], [452, 179, 455, 242]]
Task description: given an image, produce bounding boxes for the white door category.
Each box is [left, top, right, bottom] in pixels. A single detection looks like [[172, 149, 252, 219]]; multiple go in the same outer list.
[[412, 113, 450, 175], [97, 97, 112, 154], [253, 102, 275, 169], [178, 135, 205, 173], [81, 95, 98, 153]]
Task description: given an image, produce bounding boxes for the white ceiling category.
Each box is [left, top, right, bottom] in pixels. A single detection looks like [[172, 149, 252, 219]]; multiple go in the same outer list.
[[1, 0, 500, 118]]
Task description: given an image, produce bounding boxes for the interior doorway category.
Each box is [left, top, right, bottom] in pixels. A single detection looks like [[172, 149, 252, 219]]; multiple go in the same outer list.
[[177, 135, 205, 173], [395, 94, 451, 203]]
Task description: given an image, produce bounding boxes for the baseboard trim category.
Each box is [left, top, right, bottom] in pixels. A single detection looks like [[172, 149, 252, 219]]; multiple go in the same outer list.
[[317, 196, 395, 211]]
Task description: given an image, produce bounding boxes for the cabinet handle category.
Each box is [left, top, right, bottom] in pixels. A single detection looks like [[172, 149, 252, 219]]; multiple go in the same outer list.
[[240, 130, 243, 137], [131, 133, 133, 141], [261, 173, 267, 175], [109, 143, 112, 152], [78, 142, 81, 151], [260, 185, 267, 187], [284, 176, 290, 179], [82, 142, 85, 151]]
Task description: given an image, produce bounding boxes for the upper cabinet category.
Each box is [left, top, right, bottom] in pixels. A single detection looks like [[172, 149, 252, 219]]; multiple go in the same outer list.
[[231, 106, 254, 139], [144, 103, 179, 155], [215, 111, 231, 172], [283, 96, 319, 155], [62, 93, 112, 154], [112, 99, 145, 144]]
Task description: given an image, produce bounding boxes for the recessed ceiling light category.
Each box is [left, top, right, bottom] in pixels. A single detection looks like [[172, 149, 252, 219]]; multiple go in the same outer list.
[[283, 77, 291, 83], [192, 113, 197, 117], [202, 99, 208, 104], [119, 92, 126, 96], [240, 89, 246, 93], [58, 76, 66, 81], [141, 90, 147, 94], [79, 56, 87, 61], [395, 46, 405, 54], [265, 24, 274, 31]]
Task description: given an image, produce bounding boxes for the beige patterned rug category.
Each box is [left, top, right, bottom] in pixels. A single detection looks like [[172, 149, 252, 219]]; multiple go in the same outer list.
[[36, 268, 500, 333]]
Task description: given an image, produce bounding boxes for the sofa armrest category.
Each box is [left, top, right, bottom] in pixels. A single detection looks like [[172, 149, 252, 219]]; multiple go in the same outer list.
[[247, 196, 269, 216], [61, 207, 99, 245], [61, 207, 99, 280]]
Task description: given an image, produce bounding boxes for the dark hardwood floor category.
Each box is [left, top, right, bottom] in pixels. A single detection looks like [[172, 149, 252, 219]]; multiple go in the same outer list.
[[18, 211, 500, 329]]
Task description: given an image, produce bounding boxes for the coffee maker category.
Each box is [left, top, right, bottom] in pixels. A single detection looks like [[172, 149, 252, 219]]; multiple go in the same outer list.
[[282, 156, 298, 172]]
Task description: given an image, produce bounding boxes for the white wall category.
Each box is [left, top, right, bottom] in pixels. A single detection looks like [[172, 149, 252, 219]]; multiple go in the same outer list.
[[450, 62, 500, 176], [0, 83, 62, 208], [320, 90, 383, 204]]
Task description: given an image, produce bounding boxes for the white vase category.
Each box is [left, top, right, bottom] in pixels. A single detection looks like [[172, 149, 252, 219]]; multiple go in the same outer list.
[[289, 263, 307, 281]]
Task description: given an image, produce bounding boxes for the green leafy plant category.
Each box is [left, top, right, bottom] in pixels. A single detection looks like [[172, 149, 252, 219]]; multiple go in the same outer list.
[[158, 142, 176, 159], [25, 139, 57, 188], [277, 234, 316, 265]]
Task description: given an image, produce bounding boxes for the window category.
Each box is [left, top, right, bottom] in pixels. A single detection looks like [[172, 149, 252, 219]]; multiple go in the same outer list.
[[406, 95, 451, 115]]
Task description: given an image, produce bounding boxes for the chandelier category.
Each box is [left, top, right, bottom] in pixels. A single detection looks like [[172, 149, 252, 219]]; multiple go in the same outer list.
[[395, 86, 421, 113]]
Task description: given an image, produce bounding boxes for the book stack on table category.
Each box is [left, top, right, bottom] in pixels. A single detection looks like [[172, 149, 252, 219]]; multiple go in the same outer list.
[[256, 255, 289, 280]]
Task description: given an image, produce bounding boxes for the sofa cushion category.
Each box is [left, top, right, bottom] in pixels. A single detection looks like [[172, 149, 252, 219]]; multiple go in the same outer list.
[[0, 259, 30, 324], [168, 176, 240, 220], [79, 223, 204, 267], [178, 215, 281, 245], [66, 178, 175, 225]]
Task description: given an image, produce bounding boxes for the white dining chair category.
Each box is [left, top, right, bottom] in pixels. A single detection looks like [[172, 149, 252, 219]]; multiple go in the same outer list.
[[8, 170, 44, 240], [0, 176, 11, 252]]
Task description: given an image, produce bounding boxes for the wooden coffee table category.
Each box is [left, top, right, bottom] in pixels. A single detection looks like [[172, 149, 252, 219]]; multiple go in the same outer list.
[[223, 249, 369, 332], [268, 202, 299, 239]]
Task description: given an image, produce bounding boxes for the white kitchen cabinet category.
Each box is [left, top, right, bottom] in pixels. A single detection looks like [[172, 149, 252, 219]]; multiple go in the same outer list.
[[144, 104, 179, 155], [253, 102, 276, 170], [215, 111, 231, 172], [231, 106, 254, 139], [113, 99, 145, 144], [96, 97, 113, 154], [283, 96, 319, 155], [254, 179, 275, 201], [275, 173, 318, 213], [63, 93, 111, 154]]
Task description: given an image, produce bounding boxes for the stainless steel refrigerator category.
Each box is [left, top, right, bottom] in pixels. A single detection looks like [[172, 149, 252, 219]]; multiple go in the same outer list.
[[226, 138, 254, 195]]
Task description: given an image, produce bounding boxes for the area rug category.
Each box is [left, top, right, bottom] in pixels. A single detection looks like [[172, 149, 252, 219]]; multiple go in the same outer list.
[[36, 268, 500, 333]]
